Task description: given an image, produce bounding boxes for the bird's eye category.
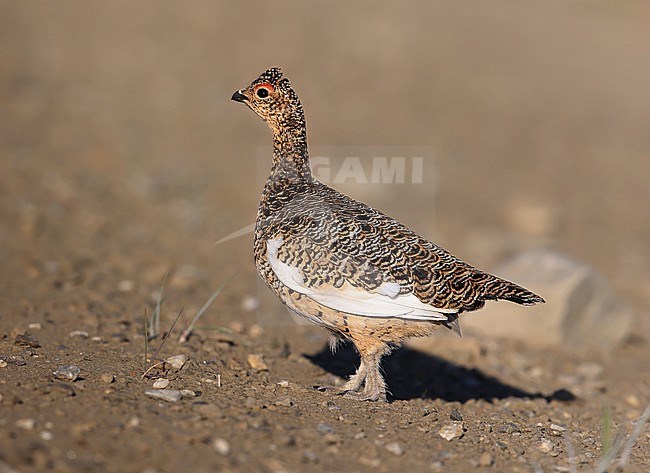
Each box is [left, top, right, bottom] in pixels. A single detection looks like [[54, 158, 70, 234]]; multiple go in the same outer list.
[[255, 84, 273, 99]]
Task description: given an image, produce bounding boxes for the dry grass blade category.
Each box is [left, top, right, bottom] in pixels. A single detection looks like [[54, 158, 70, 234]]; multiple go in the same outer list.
[[178, 273, 236, 343], [617, 405, 650, 470], [593, 405, 650, 473], [144, 306, 149, 371], [142, 307, 184, 379], [150, 271, 171, 339]]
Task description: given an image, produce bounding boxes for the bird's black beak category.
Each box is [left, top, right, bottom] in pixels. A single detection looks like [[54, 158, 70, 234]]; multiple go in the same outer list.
[[231, 90, 247, 103]]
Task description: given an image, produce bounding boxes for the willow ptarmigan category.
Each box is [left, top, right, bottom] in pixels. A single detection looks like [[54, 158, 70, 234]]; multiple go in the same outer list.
[[231, 67, 544, 402]]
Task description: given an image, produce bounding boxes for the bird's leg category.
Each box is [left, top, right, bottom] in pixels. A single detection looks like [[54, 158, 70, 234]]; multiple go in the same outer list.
[[344, 349, 389, 402], [337, 359, 367, 393]]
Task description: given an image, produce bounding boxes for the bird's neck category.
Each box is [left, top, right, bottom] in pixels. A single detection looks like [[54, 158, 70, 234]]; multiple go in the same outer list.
[[269, 114, 312, 183]]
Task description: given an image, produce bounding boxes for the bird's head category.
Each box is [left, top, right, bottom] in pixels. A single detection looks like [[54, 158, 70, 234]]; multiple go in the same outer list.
[[231, 67, 304, 133]]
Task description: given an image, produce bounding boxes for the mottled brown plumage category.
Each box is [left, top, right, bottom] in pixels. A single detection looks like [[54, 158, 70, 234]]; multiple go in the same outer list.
[[232, 67, 544, 401]]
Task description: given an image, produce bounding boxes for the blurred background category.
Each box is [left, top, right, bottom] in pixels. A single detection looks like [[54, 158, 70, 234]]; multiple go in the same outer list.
[[1, 0, 649, 334]]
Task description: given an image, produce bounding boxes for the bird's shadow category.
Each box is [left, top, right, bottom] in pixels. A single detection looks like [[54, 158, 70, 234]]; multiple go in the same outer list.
[[305, 341, 574, 403]]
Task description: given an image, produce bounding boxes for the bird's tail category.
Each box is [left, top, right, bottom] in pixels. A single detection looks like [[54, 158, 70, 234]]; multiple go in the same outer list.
[[482, 275, 545, 306]]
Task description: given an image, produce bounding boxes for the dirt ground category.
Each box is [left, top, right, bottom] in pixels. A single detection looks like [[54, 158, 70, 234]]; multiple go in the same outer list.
[[1, 2, 649, 472]]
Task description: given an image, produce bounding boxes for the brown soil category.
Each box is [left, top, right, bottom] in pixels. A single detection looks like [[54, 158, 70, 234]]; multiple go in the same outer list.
[[1, 2, 648, 472]]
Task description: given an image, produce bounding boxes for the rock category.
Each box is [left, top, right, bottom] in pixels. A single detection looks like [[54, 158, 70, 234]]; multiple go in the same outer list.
[[438, 422, 464, 441], [15, 334, 40, 348], [625, 394, 641, 408], [0, 360, 7, 368], [325, 401, 341, 411], [117, 280, 135, 292], [385, 442, 404, 455], [145, 389, 182, 403], [450, 409, 463, 421], [582, 437, 595, 447], [165, 354, 187, 371], [461, 250, 634, 349], [213, 438, 230, 455], [478, 452, 493, 467], [127, 417, 140, 428], [153, 378, 169, 389], [15, 418, 36, 430], [40, 430, 54, 441], [180, 389, 196, 398], [247, 354, 269, 371], [275, 396, 293, 407], [498, 422, 521, 435], [537, 438, 553, 453], [100, 373, 115, 384], [53, 365, 81, 381], [359, 457, 381, 468], [276, 380, 290, 388], [69, 330, 89, 339], [248, 324, 264, 339], [550, 424, 566, 435], [317, 423, 334, 434], [241, 295, 260, 312], [28, 323, 42, 330]]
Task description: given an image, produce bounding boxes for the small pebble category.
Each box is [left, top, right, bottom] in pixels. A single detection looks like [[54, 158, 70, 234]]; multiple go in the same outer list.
[[430, 460, 445, 472], [153, 378, 170, 389], [450, 409, 463, 421], [359, 457, 381, 468], [537, 438, 553, 453], [40, 431, 54, 441], [117, 280, 135, 292], [15, 334, 40, 348], [326, 401, 341, 411], [229, 321, 244, 333], [277, 380, 289, 388], [322, 433, 340, 445], [54, 365, 81, 381], [302, 450, 318, 463], [180, 390, 196, 398], [91, 336, 102, 342], [582, 437, 595, 447], [241, 295, 260, 312], [69, 330, 89, 339], [28, 323, 42, 330], [438, 422, 464, 441], [275, 396, 293, 407], [625, 394, 640, 408], [15, 418, 36, 430], [145, 389, 182, 403], [478, 452, 493, 467], [248, 324, 264, 338], [100, 373, 115, 384], [317, 423, 334, 434], [165, 354, 187, 371], [498, 422, 521, 434], [385, 442, 404, 455], [0, 360, 7, 368], [127, 417, 140, 428], [213, 438, 230, 455], [247, 354, 269, 371], [550, 424, 566, 435]]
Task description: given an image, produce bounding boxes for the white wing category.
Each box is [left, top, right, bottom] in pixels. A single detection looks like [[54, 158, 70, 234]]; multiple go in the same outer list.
[[267, 237, 457, 321]]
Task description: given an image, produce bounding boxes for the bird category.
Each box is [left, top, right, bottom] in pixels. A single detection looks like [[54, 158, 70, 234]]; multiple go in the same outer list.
[[231, 67, 544, 402]]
